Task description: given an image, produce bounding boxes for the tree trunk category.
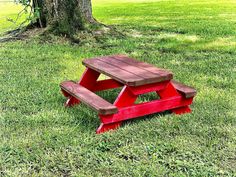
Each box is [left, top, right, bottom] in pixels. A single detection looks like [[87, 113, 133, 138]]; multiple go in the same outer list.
[[35, 0, 96, 36]]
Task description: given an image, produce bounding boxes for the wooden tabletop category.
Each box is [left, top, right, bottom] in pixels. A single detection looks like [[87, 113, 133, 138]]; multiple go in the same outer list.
[[82, 54, 173, 86]]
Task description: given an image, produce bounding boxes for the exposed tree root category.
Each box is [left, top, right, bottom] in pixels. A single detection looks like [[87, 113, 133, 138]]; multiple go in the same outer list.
[[0, 21, 125, 44]]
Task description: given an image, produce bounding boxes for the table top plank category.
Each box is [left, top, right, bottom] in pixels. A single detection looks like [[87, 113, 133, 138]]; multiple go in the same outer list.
[[82, 58, 144, 86], [83, 55, 173, 86], [96, 56, 161, 80], [113, 55, 173, 78]]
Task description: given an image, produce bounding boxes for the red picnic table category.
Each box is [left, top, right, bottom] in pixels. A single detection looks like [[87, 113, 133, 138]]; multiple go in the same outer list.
[[60, 55, 196, 134]]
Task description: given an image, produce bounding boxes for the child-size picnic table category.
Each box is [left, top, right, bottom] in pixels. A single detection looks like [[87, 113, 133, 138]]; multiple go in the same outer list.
[[60, 55, 196, 134]]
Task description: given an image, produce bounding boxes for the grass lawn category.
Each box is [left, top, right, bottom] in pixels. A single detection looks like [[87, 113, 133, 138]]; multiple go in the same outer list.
[[1, 0, 236, 176]]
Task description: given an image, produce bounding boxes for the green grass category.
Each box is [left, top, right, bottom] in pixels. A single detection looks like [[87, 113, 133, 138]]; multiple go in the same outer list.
[[1, 0, 236, 176], [0, 3, 26, 34]]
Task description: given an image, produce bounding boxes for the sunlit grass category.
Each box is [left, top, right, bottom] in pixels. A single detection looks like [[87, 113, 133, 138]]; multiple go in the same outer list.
[[0, 2, 26, 34], [1, 0, 236, 176]]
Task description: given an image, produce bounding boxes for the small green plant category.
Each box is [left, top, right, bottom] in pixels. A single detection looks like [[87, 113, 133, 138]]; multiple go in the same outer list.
[[7, 0, 41, 29]]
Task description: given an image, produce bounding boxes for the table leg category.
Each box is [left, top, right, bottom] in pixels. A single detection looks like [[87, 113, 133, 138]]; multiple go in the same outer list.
[[157, 82, 192, 114], [78, 68, 100, 90], [97, 85, 138, 134]]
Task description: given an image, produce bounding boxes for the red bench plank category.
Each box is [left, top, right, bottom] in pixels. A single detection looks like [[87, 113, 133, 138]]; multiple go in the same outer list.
[[60, 81, 118, 115], [171, 80, 197, 98]]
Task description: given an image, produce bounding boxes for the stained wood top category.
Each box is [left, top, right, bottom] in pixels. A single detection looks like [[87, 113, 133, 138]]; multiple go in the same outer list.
[[171, 80, 197, 98], [60, 81, 118, 115], [82, 54, 173, 86]]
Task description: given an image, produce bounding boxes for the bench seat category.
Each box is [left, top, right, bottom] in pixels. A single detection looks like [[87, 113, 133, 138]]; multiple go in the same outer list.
[[60, 81, 118, 115], [171, 80, 197, 98]]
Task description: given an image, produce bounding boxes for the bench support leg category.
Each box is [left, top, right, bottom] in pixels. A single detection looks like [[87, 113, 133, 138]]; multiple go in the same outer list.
[[172, 106, 191, 114], [97, 86, 138, 134], [62, 68, 100, 107], [96, 122, 122, 134], [157, 82, 192, 114], [61, 89, 70, 97], [61, 90, 80, 107], [65, 96, 80, 107]]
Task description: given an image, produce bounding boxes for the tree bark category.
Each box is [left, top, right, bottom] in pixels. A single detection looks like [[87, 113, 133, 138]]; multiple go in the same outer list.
[[35, 0, 96, 36]]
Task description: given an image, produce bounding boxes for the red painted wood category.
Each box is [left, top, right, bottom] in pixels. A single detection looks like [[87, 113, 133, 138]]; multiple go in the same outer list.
[[156, 81, 192, 115], [64, 96, 80, 107], [171, 80, 197, 98], [100, 96, 193, 124], [172, 106, 191, 114], [96, 122, 121, 134], [60, 56, 197, 134], [61, 68, 100, 107], [96, 85, 138, 133], [93, 79, 123, 92], [61, 89, 70, 97], [113, 54, 173, 79], [83, 55, 173, 86], [79, 68, 100, 90], [129, 80, 169, 95], [157, 82, 180, 98], [61, 82, 81, 107], [83, 59, 144, 86], [113, 86, 138, 107], [96, 56, 164, 82], [60, 81, 118, 115]]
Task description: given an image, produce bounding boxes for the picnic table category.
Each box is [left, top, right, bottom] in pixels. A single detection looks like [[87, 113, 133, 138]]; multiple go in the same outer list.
[[60, 55, 196, 134]]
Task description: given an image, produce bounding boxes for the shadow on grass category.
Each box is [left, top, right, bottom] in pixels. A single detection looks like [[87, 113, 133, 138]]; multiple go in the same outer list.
[[122, 110, 171, 127]]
